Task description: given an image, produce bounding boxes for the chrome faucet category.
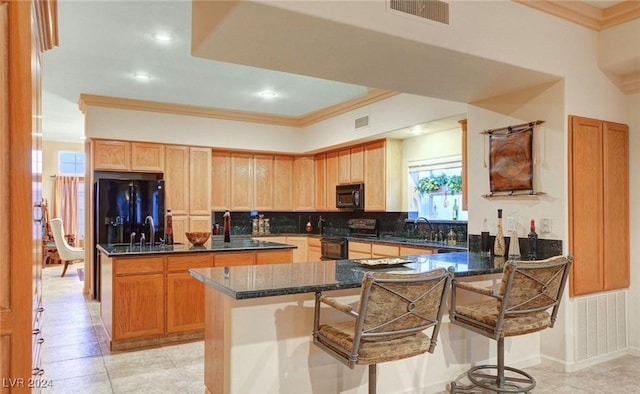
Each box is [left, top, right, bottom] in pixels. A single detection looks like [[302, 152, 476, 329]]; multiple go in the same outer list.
[[318, 215, 325, 236], [414, 217, 433, 240], [145, 215, 155, 246]]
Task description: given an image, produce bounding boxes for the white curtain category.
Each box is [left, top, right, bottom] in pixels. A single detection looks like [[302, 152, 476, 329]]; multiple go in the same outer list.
[[53, 176, 83, 237]]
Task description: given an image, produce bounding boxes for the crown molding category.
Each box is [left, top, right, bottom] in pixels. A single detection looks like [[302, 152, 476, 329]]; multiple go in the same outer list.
[[79, 89, 399, 128], [515, 0, 640, 31]]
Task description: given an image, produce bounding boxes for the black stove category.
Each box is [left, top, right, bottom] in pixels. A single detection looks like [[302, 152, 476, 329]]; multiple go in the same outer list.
[[348, 218, 378, 239]]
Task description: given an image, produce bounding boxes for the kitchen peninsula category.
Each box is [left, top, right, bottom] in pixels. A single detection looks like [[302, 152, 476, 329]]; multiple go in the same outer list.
[[97, 238, 295, 350], [189, 252, 513, 394]]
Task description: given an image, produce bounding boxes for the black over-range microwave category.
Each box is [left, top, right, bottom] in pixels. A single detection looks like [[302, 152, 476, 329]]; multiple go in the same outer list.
[[336, 183, 364, 210]]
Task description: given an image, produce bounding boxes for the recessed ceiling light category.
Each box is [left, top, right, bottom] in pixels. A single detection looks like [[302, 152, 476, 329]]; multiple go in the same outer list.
[[410, 126, 423, 134], [259, 91, 278, 99], [133, 73, 151, 81], [152, 32, 173, 42]]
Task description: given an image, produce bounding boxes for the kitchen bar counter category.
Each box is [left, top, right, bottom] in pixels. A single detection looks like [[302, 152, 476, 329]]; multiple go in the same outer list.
[[189, 252, 523, 394], [189, 252, 499, 300], [96, 238, 296, 257]]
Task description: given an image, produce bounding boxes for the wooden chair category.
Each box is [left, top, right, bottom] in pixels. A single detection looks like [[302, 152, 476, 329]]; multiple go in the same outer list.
[[41, 199, 60, 265], [313, 268, 452, 394], [449, 255, 572, 393], [50, 218, 84, 277]]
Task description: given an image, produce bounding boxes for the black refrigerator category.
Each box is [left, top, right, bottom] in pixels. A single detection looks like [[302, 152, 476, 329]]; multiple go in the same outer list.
[[94, 176, 165, 299]]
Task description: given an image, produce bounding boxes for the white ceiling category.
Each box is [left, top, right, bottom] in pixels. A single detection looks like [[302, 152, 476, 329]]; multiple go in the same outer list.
[[42, 0, 630, 144], [42, 1, 376, 142]]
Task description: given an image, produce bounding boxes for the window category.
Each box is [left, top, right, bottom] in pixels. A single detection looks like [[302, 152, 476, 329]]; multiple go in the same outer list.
[[58, 151, 86, 240], [58, 151, 85, 175], [408, 156, 467, 221]]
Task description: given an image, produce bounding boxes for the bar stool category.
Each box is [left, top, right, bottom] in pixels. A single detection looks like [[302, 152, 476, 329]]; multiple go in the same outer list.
[[449, 255, 572, 393], [313, 268, 451, 394]]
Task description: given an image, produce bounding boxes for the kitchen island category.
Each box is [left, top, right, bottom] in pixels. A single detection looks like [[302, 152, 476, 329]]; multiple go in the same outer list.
[[97, 239, 296, 350], [189, 252, 536, 394]]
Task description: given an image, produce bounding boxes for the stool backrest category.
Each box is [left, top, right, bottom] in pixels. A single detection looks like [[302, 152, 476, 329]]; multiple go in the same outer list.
[[498, 255, 572, 326], [353, 268, 451, 353]]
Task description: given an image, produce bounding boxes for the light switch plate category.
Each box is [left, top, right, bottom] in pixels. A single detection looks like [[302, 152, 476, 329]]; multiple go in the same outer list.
[[540, 218, 551, 233]]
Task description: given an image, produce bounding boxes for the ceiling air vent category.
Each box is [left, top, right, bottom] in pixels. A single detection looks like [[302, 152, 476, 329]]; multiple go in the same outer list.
[[389, 0, 449, 25], [355, 116, 369, 129]]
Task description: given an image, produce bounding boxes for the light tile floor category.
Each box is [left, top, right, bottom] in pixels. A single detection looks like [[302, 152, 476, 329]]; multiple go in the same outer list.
[[39, 263, 640, 393], [40, 264, 204, 394]]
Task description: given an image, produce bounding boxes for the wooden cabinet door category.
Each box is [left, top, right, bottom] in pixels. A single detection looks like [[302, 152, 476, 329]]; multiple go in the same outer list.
[[293, 156, 315, 211], [189, 147, 212, 215], [350, 145, 364, 183], [569, 116, 629, 296], [326, 151, 339, 211], [113, 274, 165, 340], [165, 145, 189, 216], [308, 238, 322, 262], [338, 148, 351, 184], [372, 243, 399, 258], [364, 140, 386, 211], [211, 151, 231, 211], [214, 252, 255, 267], [93, 140, 131, 171], [286, 236, 308, 263], [166, 254, 213, 333], [172, 215, 188, 245], [230, 153, 252, 211], [189, 215, 211, 234], [399, 246, 436, 256], [132, 142, 164, 172], [256, 250, 293, 265], [253, 154, 274, 210], [274, 155, 294, 211], [314, 154, 327, 211], [348, 241, 372, 259], [602, 121, 629, 290]]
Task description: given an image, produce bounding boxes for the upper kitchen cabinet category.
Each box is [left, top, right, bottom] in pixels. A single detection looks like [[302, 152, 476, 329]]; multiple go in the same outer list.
[[164, 145, 190, 216], [230, 152, 253, 211], [273, 155, 294, 210], [92, 139, 164, 173], [92, 140, 131, 171], [293, 156, 315, 211], [569, 115, 629, 296], [314, 153, 327, 211], [253, 154, 275, 211], [364, 139, 402, 212], [131, 142, 165, 172], [325, 151, 339, 211], [211, 151, 231, 211], [338, 145, 364, 184], [189, 147, 212, 216]]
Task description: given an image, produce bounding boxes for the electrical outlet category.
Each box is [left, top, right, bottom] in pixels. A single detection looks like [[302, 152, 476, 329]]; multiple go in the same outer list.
[[506, 217, 516, 232], [540, 218, 551, 233]]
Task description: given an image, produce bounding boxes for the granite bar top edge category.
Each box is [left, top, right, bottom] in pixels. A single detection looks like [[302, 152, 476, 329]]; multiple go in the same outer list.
[[97, 239, 296, 257], [189, 252, 506, 301]]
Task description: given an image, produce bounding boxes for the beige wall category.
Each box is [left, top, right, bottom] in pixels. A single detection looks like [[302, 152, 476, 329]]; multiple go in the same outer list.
[[42, 140, 85, 207]]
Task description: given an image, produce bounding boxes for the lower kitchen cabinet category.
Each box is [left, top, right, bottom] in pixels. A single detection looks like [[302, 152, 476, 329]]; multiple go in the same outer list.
[[349, 241, 372, 259], [286, 236, 308, 262], [372, 243, 400, 258], [308, 238, 322, 262], [112, 273, 165, 341], [166, 254, 214, 333], [256, 249, 293, 265], [399, 246, 437, 256]]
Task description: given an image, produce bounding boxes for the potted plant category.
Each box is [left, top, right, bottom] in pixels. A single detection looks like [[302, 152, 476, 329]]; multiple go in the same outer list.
[[446, 174, 462, 194], [415, 173, 449, 196]]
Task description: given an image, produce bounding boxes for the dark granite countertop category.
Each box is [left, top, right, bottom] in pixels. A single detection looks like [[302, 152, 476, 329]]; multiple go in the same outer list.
[[189, 252, 504, 300], [96, 238, 296, 257]]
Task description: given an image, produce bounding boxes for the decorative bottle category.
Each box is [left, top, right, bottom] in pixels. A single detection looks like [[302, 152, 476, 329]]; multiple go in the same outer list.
[[164, 209, 173, 245], [480, 218, 490, 257], [452, 198, 459, 220], [493, 209, 506, 256], [528, 219, 538, 260], [223, 210, 231, 243]]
